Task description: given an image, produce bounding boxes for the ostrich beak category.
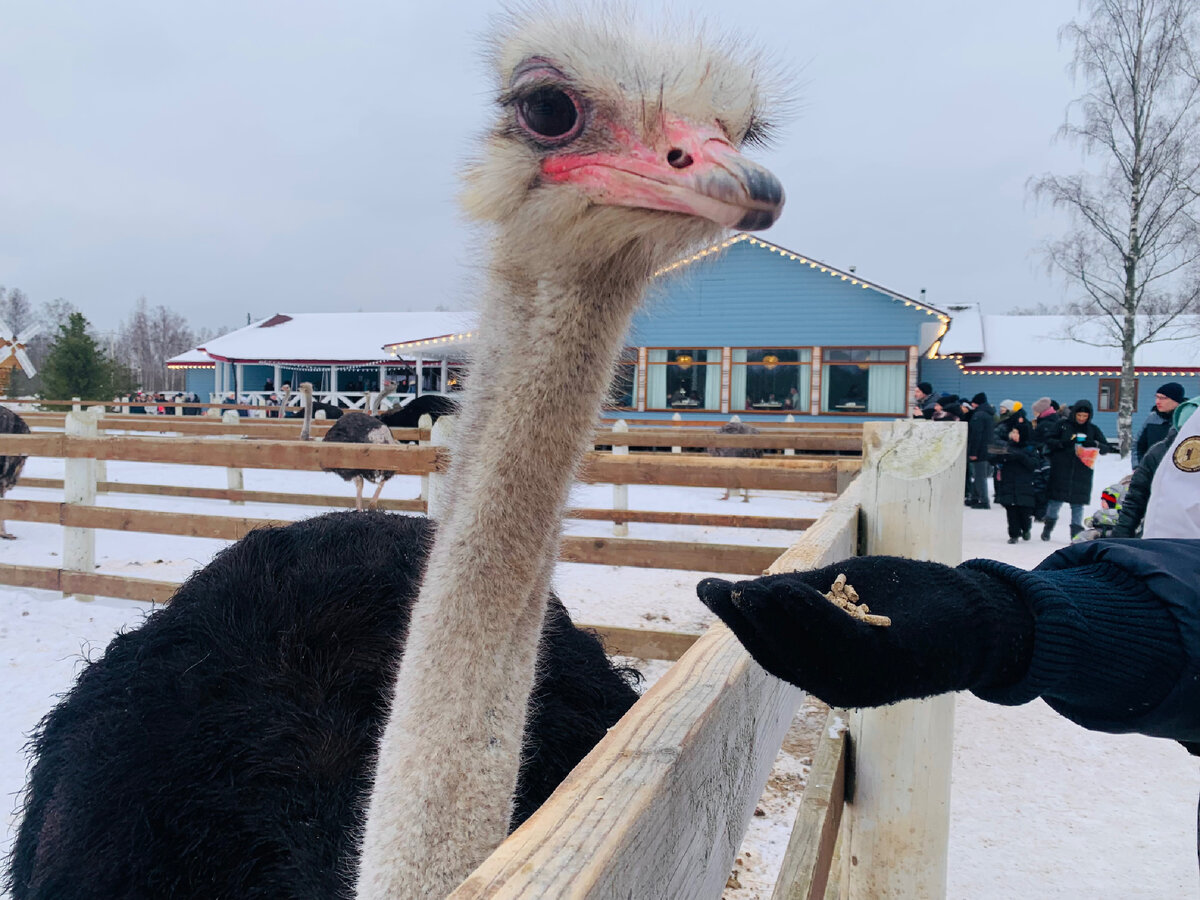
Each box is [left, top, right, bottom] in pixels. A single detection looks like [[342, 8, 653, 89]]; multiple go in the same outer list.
[[541, 119, 784, 231]]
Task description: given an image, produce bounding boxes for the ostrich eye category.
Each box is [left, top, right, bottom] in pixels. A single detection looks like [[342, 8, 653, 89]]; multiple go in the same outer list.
[[516, 87, 581, 142]]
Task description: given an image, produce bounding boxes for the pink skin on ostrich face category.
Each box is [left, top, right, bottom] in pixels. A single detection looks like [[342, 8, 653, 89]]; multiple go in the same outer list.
[[541, 117, 784, 230]]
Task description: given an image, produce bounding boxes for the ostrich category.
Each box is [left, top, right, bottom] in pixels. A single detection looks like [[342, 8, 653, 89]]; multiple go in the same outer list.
[[376, 392, 458, 430], [7, 9, 784, 900], [301, 382, 399, 510], [709, 416, 763, 501], [0, 404, 30, 539]]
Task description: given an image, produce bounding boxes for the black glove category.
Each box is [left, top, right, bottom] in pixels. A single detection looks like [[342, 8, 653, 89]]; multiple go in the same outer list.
[[697, 557, 1034, 708]]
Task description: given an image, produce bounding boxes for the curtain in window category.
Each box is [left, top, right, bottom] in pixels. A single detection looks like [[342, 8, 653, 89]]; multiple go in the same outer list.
[[648, 349, 667, 407], [820, 366, 832, 412], [704, 358, 721, 409], [867, 365, 906, 414], [795, 365, 812, 414], [731, 349, 747, 410]]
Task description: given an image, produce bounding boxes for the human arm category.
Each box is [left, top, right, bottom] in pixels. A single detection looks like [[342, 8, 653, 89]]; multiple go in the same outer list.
[[698, 540, 1200, 742]]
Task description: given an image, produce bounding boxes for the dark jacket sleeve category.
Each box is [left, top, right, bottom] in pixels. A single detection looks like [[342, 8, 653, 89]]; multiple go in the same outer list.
[[1134, 416, 1153, 467], [1091, 422, 1113, 453], [962, 539, 1200, 744], [1112, 428, 1177, 537], [1041, 418, 1071, 452]]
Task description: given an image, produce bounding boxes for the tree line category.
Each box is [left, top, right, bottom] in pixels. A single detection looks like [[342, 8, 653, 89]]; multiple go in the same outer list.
[[0, 287, 231, 400]]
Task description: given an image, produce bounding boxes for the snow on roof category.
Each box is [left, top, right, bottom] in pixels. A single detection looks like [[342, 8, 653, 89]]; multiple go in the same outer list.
[[936, 304, 984, 355], [165, 347, 215, 368], [192, 312, 477, 364], [943, 314, 1200, 371]]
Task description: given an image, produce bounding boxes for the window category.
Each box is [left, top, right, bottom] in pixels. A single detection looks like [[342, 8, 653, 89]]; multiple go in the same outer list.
[[820, 348, 908, 415], [647, 348, 720, 410], [1098, 377, 1137, 413], [732, 348, 812, 414], [605, 348, 639, 410]]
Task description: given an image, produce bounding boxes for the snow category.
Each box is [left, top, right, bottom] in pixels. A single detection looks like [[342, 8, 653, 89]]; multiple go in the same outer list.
[[2, 448, 1197, 898], [939, 313, 1200, 369]]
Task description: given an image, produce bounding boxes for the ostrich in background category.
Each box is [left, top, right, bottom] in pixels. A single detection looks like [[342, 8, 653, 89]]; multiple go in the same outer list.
[[299, 381, 398, 509], [710, 416, 763, 502], [0, 405, 30, 539], [376, 392, 458, 430], [6, 9, 784, 900]]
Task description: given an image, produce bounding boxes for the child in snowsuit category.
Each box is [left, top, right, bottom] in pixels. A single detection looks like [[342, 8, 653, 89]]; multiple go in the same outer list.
[[1072, 479, 1129, 543]]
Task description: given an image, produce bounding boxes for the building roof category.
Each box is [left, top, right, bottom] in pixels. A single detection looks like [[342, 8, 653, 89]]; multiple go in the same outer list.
[[168, 311, 478, 367], [938, 312, 1200, 373], [165, 348, 214, 369]]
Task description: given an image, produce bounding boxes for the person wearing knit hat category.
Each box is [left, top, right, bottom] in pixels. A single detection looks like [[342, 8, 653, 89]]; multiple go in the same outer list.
[[1133, 383, 1186, 467], [1031, 397, 1053, 419], [912, 381, 937, 419]]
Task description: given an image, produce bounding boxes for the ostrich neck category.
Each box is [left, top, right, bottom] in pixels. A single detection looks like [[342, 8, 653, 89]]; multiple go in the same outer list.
[[356, 254, 650, 900]]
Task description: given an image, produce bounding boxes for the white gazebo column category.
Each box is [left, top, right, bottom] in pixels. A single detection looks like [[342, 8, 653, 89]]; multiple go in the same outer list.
[[235, 363, 245, 397], [415, 355, 424, 397], [214, 362, 223, 397], [274, 364, 282, 390], [379, 364, 387, 390], [440, 357, 448, 393], [330, 365, 339, 404]]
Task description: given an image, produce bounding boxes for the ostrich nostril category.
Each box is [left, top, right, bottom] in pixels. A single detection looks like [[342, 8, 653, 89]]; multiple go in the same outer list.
[[667, 148, 693, 169]]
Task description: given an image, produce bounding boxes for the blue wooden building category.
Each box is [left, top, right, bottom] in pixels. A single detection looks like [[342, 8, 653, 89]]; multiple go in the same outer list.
[[610, 233, 948, 421], [923, 304, 1200, 436]]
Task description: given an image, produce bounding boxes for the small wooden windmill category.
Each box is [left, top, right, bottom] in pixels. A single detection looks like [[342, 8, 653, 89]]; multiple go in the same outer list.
[[0, 321, 38, 394]]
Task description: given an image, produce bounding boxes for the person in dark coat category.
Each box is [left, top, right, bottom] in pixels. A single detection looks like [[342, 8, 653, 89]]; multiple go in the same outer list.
[[1133, 382, 1185, 468], [992, 416, 1037, 542], [965, 392, 995, 509], [1041, 398, 1111, 541], [912, 381, 937, 419], [1113, 428, 1176, 538], [931, 393, 960, 421]]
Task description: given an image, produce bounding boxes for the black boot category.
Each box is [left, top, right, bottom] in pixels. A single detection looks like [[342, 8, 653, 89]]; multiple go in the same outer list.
[[1070, 523, 1084, 539], [1041, 518, 1056, 541]]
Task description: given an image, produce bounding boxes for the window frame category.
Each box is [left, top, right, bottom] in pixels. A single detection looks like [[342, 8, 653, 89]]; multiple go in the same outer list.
[[644, 346, 723, 412], [730, 346, 814, 415], [819, 345, 910, 416], [1097, 376, 1137, 413]]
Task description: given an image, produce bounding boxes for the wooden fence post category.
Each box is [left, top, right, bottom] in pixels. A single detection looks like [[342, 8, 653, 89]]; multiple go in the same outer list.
[[63, 410, 98, 601], [71, 396, 81, 412], [221, 409, 245, 504], [671, 412, 682, 453], [418, 413, 433, 509], [843, 419, 966, 900], [784, 413, 795, 456], [426, 414, 454, 520], [611, 419, 629, 537]]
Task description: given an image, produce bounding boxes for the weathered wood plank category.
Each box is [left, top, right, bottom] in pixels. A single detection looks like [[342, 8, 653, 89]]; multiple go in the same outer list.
[[559, 535, 782, 575], [0, 564, 177, 603], [772, 710, 848, 900], [0, 499, 289, 540], [566, 507, 815, 531], [579, 453, 845, 491], [587, 625, 699, 662]]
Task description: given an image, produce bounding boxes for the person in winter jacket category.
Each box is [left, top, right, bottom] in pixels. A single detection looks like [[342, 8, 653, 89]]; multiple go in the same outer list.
[[1113, 398, 1198, 539], [912, 381, 938, 419], [1072, 480, 1129, 543], [1041, 398, 1112, 541], [697, 539, 1200, 782], [931, 394, 960, 421], [965, 393, 995, 509], [1133, 382, 1185, 468], [991, 416, 1038, 542]]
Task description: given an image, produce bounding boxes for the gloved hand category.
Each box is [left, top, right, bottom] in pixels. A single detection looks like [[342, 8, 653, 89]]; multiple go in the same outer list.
[[697, 557, 1034, 708]]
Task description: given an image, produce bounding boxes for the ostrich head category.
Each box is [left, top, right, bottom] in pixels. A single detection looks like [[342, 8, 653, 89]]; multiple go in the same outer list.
[[462, 8, 784, 284]]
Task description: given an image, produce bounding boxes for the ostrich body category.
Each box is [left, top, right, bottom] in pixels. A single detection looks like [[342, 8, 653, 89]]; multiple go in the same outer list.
[[0, 405, 30, 539], [7, 9, 783, 900], [307, 384, 398, 509], [377, 393, 458, 430], [6, 513, 639, 899], [710, 417, 763, 501], [357, 12, 783, 897]]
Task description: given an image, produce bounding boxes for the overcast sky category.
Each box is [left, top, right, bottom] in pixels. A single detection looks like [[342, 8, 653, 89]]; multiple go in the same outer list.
[[0, 0, 1088, 335]]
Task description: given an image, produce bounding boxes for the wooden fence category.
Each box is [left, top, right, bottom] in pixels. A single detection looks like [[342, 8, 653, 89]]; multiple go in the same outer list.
[[0, 412, 961, 896], [449, 419, 966, 899]]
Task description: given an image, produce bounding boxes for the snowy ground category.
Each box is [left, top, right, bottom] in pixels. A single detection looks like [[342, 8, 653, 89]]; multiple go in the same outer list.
[[1, 448, 1196, 898]]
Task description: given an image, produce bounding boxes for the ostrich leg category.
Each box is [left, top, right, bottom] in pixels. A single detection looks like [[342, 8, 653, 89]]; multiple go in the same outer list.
[[353, 475, 364, 512], [368, 479, 385, 509]]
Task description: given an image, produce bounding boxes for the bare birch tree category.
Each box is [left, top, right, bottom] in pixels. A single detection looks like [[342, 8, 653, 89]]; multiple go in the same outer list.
[[114, 298, 197, 392], [1032, 0, 1200, 455]]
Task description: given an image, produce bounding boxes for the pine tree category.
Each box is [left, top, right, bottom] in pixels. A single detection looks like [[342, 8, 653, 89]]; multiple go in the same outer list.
[[39, 312, 133, 403]]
